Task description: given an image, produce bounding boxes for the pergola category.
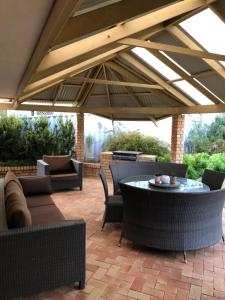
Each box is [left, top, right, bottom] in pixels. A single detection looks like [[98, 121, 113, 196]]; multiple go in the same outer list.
[[1, 0, 225, 162]]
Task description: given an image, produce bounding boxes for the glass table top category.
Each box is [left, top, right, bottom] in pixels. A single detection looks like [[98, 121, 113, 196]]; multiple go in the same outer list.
[[120, 175, 210, 193]]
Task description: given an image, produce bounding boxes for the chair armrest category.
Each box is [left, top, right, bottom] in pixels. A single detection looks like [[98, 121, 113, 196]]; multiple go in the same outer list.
[[0, 220, 86, 298], [37, 159, 49, 175], [71, 159, 83, 176]]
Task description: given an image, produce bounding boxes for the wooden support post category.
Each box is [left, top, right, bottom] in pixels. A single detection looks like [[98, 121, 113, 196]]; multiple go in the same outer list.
[[171, 114, 185, 163]]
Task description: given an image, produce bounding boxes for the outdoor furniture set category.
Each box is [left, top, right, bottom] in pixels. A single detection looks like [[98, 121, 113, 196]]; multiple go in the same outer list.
[[37, 155, 83, 191], [100, 162, 225, 262], [0, 170, 85, 299]]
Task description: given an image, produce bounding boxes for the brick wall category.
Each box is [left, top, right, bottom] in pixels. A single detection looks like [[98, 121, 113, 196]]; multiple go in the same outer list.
[[0, 165, 36, 177], [171, 114, 185, 163], [83, 162, 100, 177], [76, 113, 84, 161], [100, 152, 157, 179]]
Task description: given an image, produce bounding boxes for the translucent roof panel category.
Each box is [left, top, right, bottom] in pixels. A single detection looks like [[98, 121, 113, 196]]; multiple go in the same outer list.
[[132, 47, 214, 105], [180, 8, 225, 67], [174, 81, 213, 105], [132, 47, 180, 81]]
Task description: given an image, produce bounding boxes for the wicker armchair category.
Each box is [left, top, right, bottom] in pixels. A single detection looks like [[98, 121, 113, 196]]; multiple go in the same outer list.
[[119, 182, 225, 261], [109, 161, 187, 195], [202, 169, 225, 190], [99, 169, 123, 229], [37, 155, 83, 191]]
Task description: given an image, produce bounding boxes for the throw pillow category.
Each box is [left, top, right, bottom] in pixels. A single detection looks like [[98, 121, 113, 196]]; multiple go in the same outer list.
[[4, 170, 23, 191], [5, 182, 32, 228], [19, 176, 52, 196], [43, 155, 72, 173]]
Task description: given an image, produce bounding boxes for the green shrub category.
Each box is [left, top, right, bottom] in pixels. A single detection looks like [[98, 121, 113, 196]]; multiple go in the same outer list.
[[183, 152, 225, 179], [207, 153, 225, 172], [0, 115, 75, 164], [102, 130, 170, 159]]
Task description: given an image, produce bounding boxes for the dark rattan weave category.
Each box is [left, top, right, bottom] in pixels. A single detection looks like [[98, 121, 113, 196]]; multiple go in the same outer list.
[[202, 169, 225, 190], [99, 169, 123, 229], [119, 182, 225, 252], [0, 221, 86, 299], [110, 161, 187, 195], [37, 158, 83, 191]]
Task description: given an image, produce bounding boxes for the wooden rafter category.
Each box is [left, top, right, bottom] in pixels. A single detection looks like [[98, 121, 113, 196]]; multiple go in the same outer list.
[[53, 83, 63, 106], [167, 25, 225, 80], [118, 38, 225, 62], [103, 65, 113, 121], [105, 61, 180, 106], [76, 65, 103, 107], [53, 0, 178, 46], [19, 51, 116, 101], [35, 0, 207, 80], [72, 68, 93, 105], [15, 0, 84, 98], [119, 52, 195, 106], [10, 103, 225, 115], [107, 66, 158, 125], [71, 77, 164, 90], [150, 50, 222, 104]]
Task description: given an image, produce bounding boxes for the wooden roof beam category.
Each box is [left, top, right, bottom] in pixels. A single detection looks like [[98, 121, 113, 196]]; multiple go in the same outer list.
[[15, 0, 84, 98], [167, 25, 225, 80], [107, 66, 158, 125], [105, 61, 181, 106], [118, 38, 225, 62], [37, 0, 207, 76], [13, 104, 225, 115], [53, 0, 178, 46], [119, 52, 195, 106], [150, 50, 222, 104], [19, 51, 116, 101], [72, 77, 164, 90]]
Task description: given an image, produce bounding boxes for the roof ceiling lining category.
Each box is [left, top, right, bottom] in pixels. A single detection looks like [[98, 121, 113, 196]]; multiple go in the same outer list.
[[1, 0, 225, 120]]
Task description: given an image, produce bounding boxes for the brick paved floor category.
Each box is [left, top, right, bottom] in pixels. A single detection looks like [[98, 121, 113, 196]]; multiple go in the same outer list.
[[23, 177, 225, 300]]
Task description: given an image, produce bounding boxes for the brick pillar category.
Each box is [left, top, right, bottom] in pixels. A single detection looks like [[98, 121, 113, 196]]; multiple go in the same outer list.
[[76, 113, 84, 161], [171, 114, 185, 163]]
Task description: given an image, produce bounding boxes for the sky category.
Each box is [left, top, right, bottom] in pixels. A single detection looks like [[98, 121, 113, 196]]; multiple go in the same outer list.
[[84, 113, 218, 145]]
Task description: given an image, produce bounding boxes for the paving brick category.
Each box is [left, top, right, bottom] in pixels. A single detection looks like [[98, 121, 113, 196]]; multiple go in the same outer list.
[[20, 178, 225, 300]]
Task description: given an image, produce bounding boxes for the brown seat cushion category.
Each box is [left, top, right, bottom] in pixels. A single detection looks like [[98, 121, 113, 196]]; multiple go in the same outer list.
[[30, 205, 65, 225], [4, 170, 23, 191], [5, 181, 32, 229], [19, 176, 52, 196], [50, 173, 78, 182], [43, 155, 73, 173], [26, 194, 54, 208]]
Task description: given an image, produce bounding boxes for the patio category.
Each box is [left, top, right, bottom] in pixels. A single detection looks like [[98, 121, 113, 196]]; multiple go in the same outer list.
[[22, 177, 225, 300]]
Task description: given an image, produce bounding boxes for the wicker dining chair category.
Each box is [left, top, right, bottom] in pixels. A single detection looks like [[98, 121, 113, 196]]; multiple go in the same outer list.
[[202, 169, 225, 190], [99, 168, 123, 230]]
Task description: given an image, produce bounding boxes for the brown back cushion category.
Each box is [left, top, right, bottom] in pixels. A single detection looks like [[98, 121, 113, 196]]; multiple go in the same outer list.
[[19, 176, 52, 196], [5, 181, 32, 228], [4, 170, 23, 191], [43, 155, 72, 173]]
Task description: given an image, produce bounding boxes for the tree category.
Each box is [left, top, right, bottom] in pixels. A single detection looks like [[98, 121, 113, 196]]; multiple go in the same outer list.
[[185, 118, 210, 153]]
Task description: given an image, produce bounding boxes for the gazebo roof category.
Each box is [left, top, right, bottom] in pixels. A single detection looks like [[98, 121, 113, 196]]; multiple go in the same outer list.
[[1, 0, 225, 121]]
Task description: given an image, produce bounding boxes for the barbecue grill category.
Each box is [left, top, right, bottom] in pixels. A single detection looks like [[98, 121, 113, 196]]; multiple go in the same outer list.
[[112, 151, 143, 161]]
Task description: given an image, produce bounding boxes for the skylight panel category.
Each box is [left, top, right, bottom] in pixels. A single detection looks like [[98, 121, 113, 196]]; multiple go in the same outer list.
[[132, 47, 180, 81], [174, 81, 213, 105], [132, 47, 214, 105], [180, 8, 225, 67]]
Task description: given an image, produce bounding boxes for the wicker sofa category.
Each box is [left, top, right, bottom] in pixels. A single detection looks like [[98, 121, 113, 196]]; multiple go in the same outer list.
[[37, 155, 83, 191], [0, 172, 85, 299], [119, 182, 225, 258]]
